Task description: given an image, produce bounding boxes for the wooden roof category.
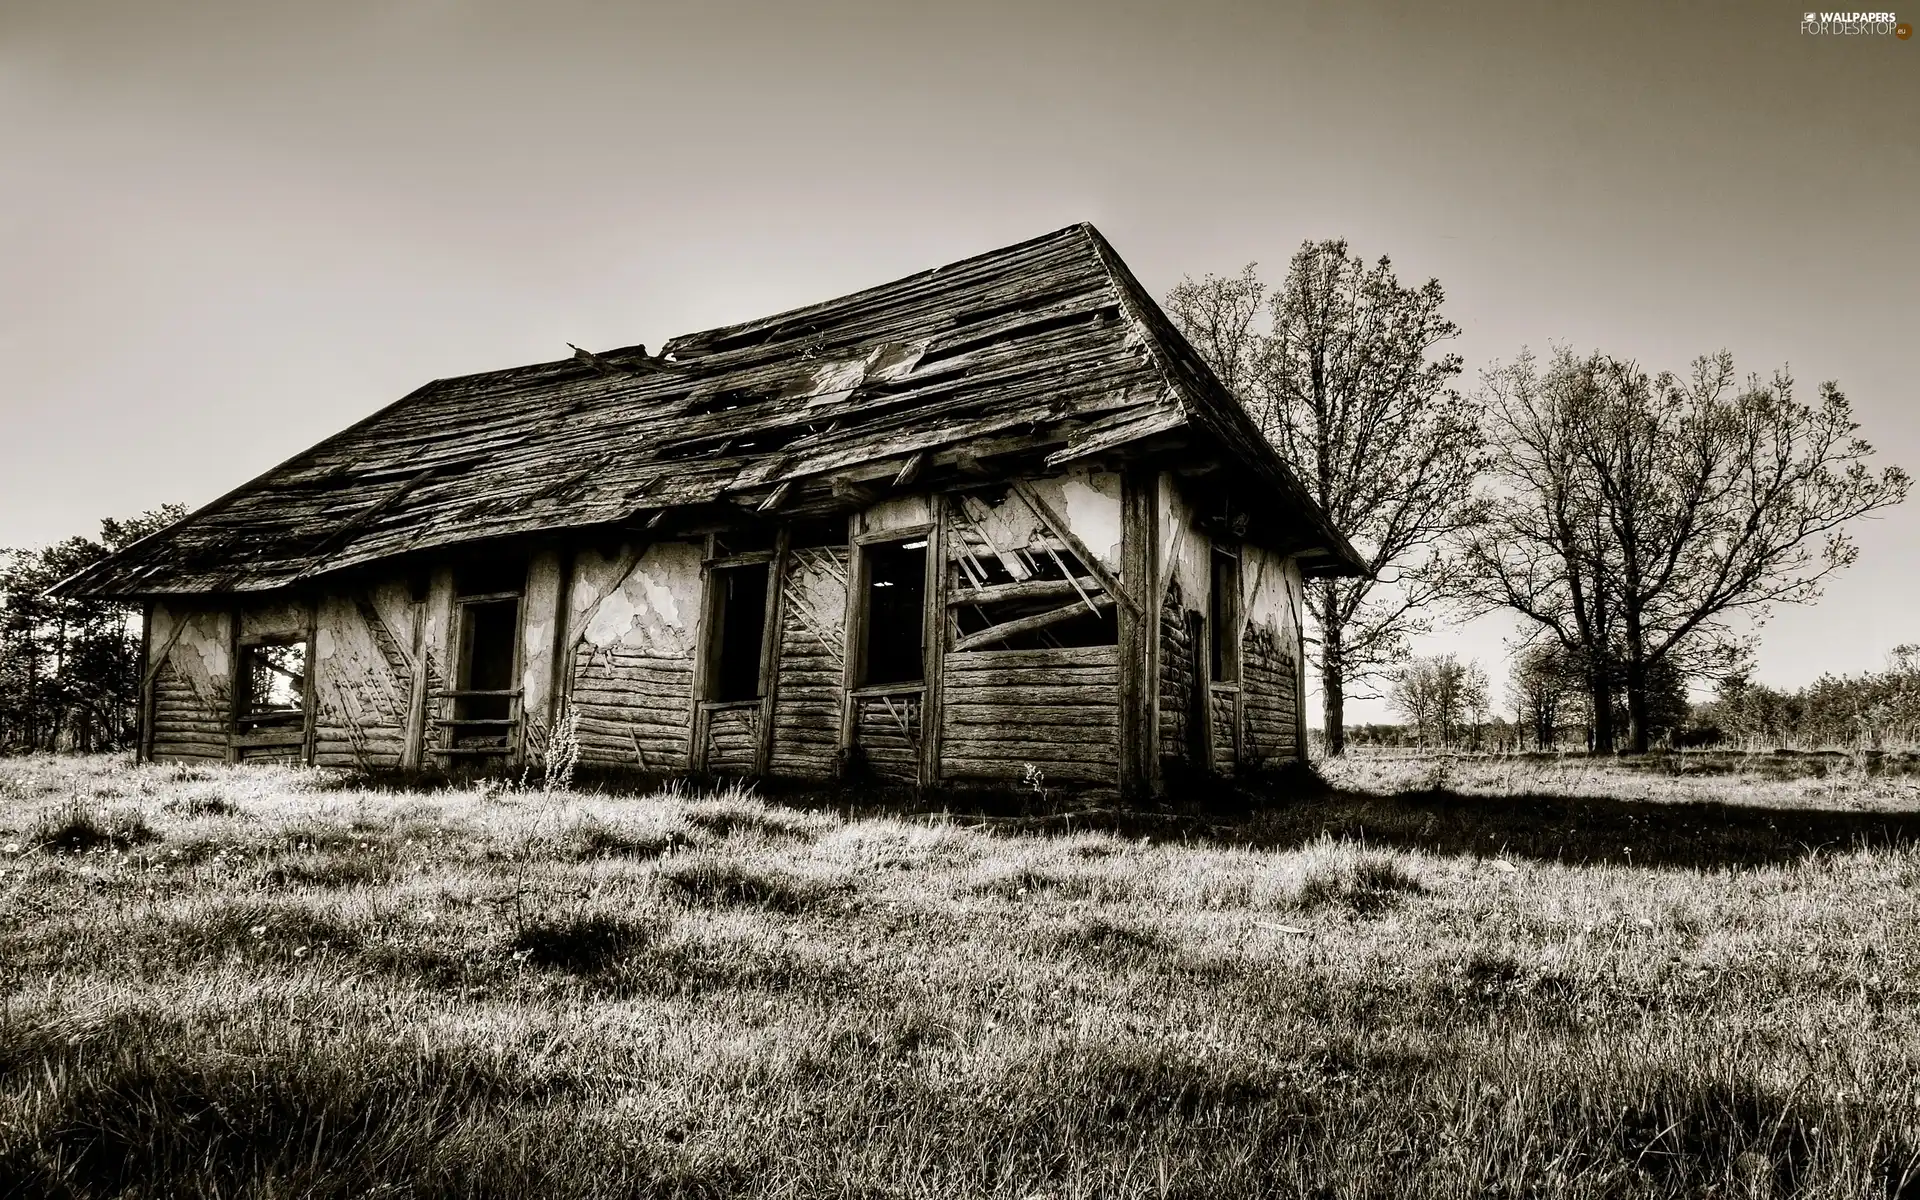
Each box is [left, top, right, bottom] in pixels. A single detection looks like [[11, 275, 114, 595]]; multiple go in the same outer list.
[[59, 224, 1364, 598]]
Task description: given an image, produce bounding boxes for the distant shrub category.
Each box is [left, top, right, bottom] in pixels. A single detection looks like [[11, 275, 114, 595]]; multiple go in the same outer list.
[[659, 858, 848, 912], [29, 805, 158, 853]]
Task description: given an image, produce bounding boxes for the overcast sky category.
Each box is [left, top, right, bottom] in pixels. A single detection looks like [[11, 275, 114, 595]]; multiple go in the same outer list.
[[3, 0, 1914, 722]]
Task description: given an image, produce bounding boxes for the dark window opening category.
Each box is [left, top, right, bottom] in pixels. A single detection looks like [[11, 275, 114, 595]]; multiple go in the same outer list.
[[239, 640, 307, 730], [862, 539, 926, 686], [709, 562, 770, 702], [456, 597, 520, 729], [1210, 546, 1241, 684], [787, 518, 845, 550]]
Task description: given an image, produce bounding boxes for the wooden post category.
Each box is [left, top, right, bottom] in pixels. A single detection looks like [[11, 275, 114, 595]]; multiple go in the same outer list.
[[401, 584, 430, 771], [836, 514, 865, 771], [753, 527, 792, 776], [919, 494, 948, 788], [136, 601, 154, 765], [301, 596, 319, 766], [546, 548, 577, 737], [225, 603, 243, 763], [689, 535, 718, 772], [1117, 468, 1158, 800], [1293, 561, 1310, 763]]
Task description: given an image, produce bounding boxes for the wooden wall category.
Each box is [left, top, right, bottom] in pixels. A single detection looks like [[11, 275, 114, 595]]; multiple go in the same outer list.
[[563, 542, 700, 772], [942, 645, 1119, 785], [135, 465, 1306, 790], [146, 604, 231, 762], [769, 546, 848, 778], [1238, 541, 1305, 769]]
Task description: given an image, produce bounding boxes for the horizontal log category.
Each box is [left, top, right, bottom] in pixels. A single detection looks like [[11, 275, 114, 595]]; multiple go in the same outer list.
[[952, 596, 1115, 653], [945, 645, 1119, 670], [948, 576, 1102, 607], [943, 704, 1119, 727], [943, 731, 1115, 756], [943, 685, 1120, 707], [941, 666, 1118, 691], [942, 758, 1114, 782]]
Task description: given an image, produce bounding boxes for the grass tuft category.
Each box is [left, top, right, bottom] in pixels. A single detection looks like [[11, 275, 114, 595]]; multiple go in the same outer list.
[[1292, 851, 1426, 915], [507, 913, 662, 973], [658, 856, 849, 912], [29, 804, 159, 853]]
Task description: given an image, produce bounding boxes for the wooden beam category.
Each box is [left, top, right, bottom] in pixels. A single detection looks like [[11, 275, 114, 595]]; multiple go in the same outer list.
[[753, 526, 792, 775], [836, 515, 864, 768], [136, 601, 154, 765], [893, 451, 926, 489], [951, 595, 1114, 654], [545, 546, 577, 745], [757, 480, 793, 513], [945, 576, 1099, 607], [1118, 467, 1158, 799], [301, 596, 319, 767], [919, 493, 947, 788], [402, 589, 430, 771], [1007, 480, 1141, 619], [225, 604, 242, 764]]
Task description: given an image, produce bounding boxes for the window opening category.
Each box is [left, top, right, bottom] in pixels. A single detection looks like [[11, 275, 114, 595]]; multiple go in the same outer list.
[[1210, 545, 1241, 684], [946, 490, 1118, 652], [861, 539, 926, 686], [454, 598, 521, 745], [239, 639, 307, 731], [709, 562, 770, 702]]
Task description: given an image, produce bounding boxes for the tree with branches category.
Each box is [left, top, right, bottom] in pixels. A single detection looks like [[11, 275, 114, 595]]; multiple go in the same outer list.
[[1462, 347, 1907, 752], [0, 504, 185, 752], [1166, 244, 1484, 754]]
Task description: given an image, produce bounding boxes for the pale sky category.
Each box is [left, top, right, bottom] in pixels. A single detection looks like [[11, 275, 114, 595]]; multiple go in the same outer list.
[[3, 0, 1914, 722]]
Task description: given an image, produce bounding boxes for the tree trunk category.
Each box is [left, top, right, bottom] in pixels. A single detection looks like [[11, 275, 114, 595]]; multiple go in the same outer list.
[[1624, 655, 1651, 754], [1319, 595, 1346, 756], [1588, 668, 1616, 754]]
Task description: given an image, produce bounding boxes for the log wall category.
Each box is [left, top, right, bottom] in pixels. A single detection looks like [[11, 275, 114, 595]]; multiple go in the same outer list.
[[942, 645, 1118, 785], [311, 584, 419, 770], [564, 541, 701, 771], [769, 546, 848, 778], [146, 604, 230, 763], [1239, 542, 1305, 768]]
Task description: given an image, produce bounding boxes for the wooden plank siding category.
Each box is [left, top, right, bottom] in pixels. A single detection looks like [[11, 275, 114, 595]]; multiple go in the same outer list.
[[941, 646, 1118, 785], [570, 646, 694, 771], [852, 691, 922, 782], [1241, 625, 1300, 768], [769, 546, 848, 779]]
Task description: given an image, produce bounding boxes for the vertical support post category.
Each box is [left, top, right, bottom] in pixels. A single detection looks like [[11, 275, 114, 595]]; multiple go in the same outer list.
[[136, 601, 155, 765], [401, 573, 430, 771], [422, 567, 456, 767], [1117, 468, 1158, 800], [1293, 561, 1310, 763], [919, 494, 949, 789], [301, 595, 319, 766], [546, 548, 577, 739], [225, 603, 242, 763], [836, 513, 866, 771], [753, 526, 792, 776], [688, 535, 718, 773]]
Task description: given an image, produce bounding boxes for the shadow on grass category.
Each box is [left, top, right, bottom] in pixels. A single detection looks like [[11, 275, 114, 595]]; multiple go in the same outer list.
[[174, 758, 1920, 872]]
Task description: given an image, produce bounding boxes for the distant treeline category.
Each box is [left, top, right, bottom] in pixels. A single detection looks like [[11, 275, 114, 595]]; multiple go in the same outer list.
[[0, 505, 185, 753], [1355, 643, 1920, 754]]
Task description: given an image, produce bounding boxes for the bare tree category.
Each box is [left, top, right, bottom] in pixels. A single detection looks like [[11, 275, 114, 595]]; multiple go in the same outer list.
[[1508, 643, 1579, 750], [1390, 653, 1485, 749], [1167, 243, 1483, 755], [1463, 347, 1908, 752]]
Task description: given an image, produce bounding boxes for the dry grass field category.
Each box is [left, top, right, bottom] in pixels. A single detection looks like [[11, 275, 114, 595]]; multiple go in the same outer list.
[[4, 752, 1920, 1198]]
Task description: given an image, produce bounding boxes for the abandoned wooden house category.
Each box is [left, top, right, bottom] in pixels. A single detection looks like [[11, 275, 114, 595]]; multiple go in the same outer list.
[[58, 223, 1364, 796]]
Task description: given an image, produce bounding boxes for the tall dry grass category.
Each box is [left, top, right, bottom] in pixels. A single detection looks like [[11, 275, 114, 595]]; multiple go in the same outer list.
[[2, 754, 1918, 1197]]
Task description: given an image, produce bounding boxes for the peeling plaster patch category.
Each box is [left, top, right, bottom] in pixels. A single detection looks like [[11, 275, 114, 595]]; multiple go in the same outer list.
[[580, 544, 699, 657], [863, 494, 931, 535], [1056, 471, 1123, 571]]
